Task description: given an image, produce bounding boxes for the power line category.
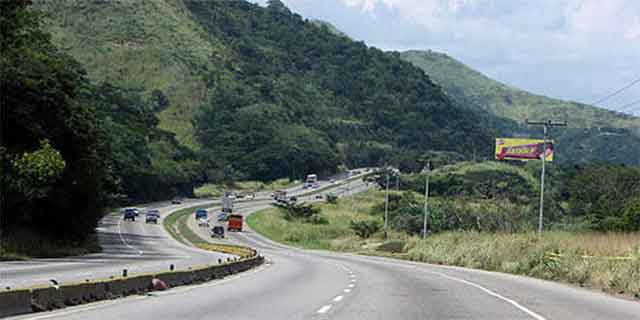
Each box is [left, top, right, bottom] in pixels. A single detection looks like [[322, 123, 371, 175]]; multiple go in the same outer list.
[[616, 98, 640, 114], [591, 76, 640, 106]]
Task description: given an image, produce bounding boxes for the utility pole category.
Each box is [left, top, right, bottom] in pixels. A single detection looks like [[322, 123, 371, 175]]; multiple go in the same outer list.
[[383, 170, 390, 240], [525, 119, 567, 235], [422, 161, 432, 239]]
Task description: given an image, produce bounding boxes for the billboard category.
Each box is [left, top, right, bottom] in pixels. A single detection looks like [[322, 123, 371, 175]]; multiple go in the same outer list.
[[495, 138, 554, 162]]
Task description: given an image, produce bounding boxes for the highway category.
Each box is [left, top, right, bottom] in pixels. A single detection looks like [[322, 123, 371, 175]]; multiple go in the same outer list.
[[0, 199, 233, 289], [5, 174, 640, 320]]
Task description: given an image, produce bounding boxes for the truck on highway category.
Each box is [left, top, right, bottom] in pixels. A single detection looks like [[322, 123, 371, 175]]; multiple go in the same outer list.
[[304, 174, 319, 189], [222, 192, 234, 213], [227, 214, 243, 232], [274, 190, 288, 203]]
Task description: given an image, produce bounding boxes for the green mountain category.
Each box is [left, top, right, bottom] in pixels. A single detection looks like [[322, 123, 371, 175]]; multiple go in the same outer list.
[[400, 50, 640, 165], [36, 0, 492, 181], [36, 0, 233, 149]]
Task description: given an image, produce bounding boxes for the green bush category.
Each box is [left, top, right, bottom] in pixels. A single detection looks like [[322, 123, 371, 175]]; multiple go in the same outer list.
[[377, 240, 406, 253], [276, 202, 320, 220], [308, 214, 329, 225], [350, 219, 381, 239], [622, 197, 640, 231], [326, 193, 338, 204]]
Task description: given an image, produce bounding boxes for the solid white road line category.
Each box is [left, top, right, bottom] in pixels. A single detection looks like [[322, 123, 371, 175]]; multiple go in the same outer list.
[[317, 305, 332, 314], [433, 271, 547, 320], [344, 289, 351, 293], [335, 255, 548, 320], [333, 295, 344, 302]]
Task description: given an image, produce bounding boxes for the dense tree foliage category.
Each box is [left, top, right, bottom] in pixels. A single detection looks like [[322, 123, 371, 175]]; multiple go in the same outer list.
[[1, 3, 200, 251], [1, 0, 106, 240], [90, 84, 200, 202], [187, 0, 492, 181]]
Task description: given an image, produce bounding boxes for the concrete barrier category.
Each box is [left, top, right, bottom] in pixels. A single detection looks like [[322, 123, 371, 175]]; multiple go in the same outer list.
[[6, 251, 264, 317], [120, 275, 153, 296], [60, 282, 106, 306], [156, 270, 197, 287], [31, 287, 64, 311], [0, 289, 31, 317]]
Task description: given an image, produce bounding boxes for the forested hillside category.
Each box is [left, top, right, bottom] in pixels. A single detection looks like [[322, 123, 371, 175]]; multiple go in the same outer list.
[[36, 0, 493, 183], [187, 0, 491, 180], [2, 1, 199, 255], [400, 50, 640, 165]]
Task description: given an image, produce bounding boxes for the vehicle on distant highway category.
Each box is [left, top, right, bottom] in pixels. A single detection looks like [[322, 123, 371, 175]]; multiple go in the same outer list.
[[304, 174, 319, 189], [171, 199, 182, 204], [222, 193, 234, 213], [289, 196, 298, 203], [123, 208, 137, 222], [227, 214, 243, 232], [315, 194, 323, 199], [274, 190, 288, 203], [210, 225, 225, 239], [145, 210, 160, 224], [124, 207, 141, 216], [224, 191, 236, 200], [217, 212, 229, 222], [197, 218, 210, 227], [194, 208, 208, 220]]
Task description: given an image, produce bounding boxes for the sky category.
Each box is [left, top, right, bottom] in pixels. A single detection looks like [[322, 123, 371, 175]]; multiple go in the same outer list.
[[254, 0, 640, 114]]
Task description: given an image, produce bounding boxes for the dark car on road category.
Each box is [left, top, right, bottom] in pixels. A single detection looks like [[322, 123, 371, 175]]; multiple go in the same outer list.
[[145, 210, 160, 224], [210, 225, 225, 239], [123, 208, 136, 222]]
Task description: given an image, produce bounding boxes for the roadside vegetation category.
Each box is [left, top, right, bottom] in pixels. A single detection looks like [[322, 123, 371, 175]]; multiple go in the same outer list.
[[194, 179, 299, 198], [249, 162, 640, 299]]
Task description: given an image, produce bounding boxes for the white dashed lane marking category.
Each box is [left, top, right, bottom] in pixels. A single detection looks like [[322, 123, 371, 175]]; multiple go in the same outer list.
[[317, 305, 332, 314], [333, 295, 344, 302]]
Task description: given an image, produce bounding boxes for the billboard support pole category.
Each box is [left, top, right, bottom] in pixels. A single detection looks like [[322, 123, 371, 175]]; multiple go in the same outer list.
[[422, 161, 432, 239], [384, 171, 390, 240], [526, 120, 567, 235]]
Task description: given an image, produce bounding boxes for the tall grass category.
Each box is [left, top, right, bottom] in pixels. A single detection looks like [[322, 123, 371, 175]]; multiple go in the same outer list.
[[247, 191, 379, 250], [407, 231, 640, 298], [248, 190, 640, 299]]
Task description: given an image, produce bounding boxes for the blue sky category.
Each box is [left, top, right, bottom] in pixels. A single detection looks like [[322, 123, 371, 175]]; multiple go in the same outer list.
[[255, 0, 640, 114]]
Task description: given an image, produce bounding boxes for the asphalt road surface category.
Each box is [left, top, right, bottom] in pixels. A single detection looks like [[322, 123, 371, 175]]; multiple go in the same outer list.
[[6, 174, 640, 320], [0, 199, 233, 289]]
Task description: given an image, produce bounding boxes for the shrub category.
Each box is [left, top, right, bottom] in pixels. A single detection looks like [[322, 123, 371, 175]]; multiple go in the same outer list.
[[326, 193, 338, 204], [308, 214, 329, 225], [276, 202, 320, 220], [377, 240, 406, 253], [350, 219, 380, 238], [622, 197, 640, 231]]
